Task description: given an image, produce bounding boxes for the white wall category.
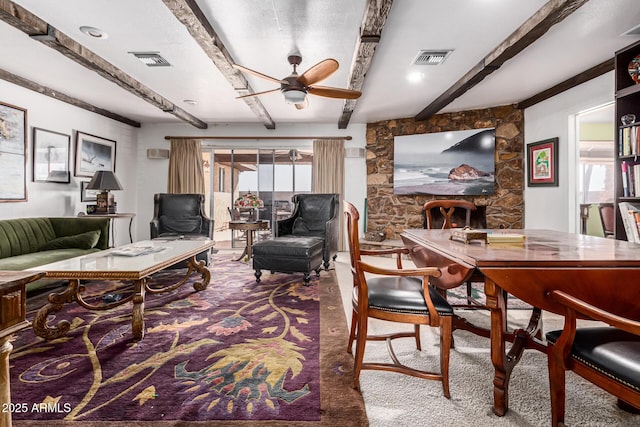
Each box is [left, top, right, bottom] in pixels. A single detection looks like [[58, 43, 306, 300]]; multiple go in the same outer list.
[[134, 122, 367, 241], [0, 80, 139, 246], [524, 72, 614, 232]]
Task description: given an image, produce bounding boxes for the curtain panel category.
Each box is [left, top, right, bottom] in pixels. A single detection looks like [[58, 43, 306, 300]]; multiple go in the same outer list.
[[167, 139, 205, 194], [312, 139, 345, 250]]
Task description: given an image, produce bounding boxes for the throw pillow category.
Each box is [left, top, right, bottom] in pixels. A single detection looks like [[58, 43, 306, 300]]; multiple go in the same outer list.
[[39, 230, 101, 251], [159, 215, 202, 234]]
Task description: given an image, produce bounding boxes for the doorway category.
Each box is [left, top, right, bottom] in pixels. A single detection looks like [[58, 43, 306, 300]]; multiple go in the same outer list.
[[576, 103, 615, 236]]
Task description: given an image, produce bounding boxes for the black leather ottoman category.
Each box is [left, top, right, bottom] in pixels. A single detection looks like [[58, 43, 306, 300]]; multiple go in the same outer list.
[[252, 236, 324, 285]]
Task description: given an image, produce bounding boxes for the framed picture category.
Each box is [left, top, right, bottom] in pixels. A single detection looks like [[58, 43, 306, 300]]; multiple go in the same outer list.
[[33, 127, 71, 183], [527, 137, 558, 187], [0, 101, 27, 202], [80, 181, 101, 202], [74, 131, 116, 178]]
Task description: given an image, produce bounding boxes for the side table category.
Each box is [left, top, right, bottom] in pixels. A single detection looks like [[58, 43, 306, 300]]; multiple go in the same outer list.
[[0, 271, 44, 427], [229, 220, 270, 261], [79, 212, 136, 246]]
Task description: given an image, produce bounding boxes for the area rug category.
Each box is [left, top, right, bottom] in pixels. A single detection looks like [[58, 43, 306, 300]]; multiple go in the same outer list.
[[10, 254, 367, 426], [446, 282, 532, 309]]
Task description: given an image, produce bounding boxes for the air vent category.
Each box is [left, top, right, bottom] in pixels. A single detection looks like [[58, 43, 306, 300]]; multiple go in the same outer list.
[[129, 52, 171, 67], [413, 50, 452, 66]]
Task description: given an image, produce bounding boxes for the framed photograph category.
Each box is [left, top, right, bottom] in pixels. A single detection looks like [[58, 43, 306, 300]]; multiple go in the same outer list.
[[74, 131, 116, 178], [80, 181, 101, 202], [33, 127, 70, 183], [527, 137, 558, 187], [0, 101, 27, 201]]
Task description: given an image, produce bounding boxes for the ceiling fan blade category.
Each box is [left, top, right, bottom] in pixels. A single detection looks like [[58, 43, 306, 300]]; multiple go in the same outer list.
[[298, 59, 339, 86], [295, 97, 309, 110], [233, 64, 288, 85], [307, 85, 362, 99], [235, 88, 280, 99]]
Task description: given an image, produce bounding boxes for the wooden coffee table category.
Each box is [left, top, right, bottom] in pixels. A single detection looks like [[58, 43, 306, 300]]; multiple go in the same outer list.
[[29, 239, 215, 341]]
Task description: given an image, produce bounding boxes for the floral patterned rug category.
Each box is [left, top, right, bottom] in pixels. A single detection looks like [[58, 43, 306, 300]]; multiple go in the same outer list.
[[10, 254, 366, 426]]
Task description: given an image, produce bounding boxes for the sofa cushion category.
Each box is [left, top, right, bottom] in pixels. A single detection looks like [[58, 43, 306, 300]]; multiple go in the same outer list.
[[159, 215, 202, 234], [0, 248, 102, 271], [39, 230, 101, 251]]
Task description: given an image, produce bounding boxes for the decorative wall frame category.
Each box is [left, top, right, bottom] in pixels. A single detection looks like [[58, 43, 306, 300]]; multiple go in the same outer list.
[[74, 131, 116, 178], [33, 127, 71, 183], [0, 101, 27, 201], [527, 137, 559, 187], [80, 181, 100, 202]]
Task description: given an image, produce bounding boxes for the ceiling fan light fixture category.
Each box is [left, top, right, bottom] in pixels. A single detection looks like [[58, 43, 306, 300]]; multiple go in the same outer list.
[[283, 90, 306, 104]]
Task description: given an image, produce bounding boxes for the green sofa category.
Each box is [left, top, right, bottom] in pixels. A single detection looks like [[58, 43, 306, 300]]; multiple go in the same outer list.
[[0, 217, 110, 292]]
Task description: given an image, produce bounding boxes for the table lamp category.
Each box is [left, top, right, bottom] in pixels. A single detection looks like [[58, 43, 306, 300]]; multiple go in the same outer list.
[[87, 170, 123, 214], [234, 191, 264, 221]]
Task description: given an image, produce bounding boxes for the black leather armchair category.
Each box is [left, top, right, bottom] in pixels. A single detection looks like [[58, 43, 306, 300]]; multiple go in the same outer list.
[[276, 193, 339, 270], [150, 193, 214, 266]]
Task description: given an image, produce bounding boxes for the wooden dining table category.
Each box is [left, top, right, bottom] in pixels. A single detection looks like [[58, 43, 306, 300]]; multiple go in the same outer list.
[[400, 228, 640, 416]]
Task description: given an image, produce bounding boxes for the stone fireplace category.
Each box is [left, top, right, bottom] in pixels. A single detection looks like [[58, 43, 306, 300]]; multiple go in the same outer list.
[[365, 104, 524, 239]]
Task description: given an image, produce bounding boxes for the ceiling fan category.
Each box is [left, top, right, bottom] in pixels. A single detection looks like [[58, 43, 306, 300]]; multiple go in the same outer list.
[[232, 54, 362, 109]]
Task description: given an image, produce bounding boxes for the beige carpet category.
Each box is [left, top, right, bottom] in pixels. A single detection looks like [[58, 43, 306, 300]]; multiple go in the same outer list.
[[332, 253, 640, 427]]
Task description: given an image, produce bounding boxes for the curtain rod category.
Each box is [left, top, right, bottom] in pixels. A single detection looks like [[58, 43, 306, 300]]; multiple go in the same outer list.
[[164, 135, 352, 141]]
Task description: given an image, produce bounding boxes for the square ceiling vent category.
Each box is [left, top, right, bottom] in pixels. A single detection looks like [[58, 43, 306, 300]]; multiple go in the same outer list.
[[129, 52, 171, 67], [413, 50, 452, 66]]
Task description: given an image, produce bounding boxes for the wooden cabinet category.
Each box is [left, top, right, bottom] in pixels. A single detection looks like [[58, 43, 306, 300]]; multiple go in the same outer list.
[[614, 40, 640, 240]]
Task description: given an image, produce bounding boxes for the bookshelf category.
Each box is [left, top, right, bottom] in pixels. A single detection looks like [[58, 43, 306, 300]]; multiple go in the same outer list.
[[614, 40, 640, 240]]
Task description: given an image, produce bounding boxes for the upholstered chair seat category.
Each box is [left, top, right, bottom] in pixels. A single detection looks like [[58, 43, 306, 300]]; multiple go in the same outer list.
[[546, 290, 640, 426], [361, 276, 454, 317]]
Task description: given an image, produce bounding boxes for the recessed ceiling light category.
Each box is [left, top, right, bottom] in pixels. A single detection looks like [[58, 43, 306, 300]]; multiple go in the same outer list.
[[79, 26, 108, 39], [406, 71, 424, 83], [183, 99, 197, 105]]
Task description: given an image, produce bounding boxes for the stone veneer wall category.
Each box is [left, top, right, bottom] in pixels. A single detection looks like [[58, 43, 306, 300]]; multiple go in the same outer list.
[[366, 104, 524, 239]]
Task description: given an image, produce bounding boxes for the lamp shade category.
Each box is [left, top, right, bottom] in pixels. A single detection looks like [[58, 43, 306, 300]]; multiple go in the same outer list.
[[86, 170, 123, 191], [234, 191, 263, 209]]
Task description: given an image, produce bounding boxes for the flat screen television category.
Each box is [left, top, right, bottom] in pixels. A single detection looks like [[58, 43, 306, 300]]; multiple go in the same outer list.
[[393, 128, 495, 196]]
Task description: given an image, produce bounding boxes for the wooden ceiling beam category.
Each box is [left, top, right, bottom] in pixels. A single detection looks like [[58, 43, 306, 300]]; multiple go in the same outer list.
[[415, 0, 591, 121], [517, 58, 613, 109], [0, 68, 140, 127], [338, 0, 394, 129], [0, 0, 207, 129], [162, 0, 276, 130]]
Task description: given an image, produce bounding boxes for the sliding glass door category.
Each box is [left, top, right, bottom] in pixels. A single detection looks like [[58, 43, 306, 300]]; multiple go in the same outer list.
[[202, 147, 312, 248]]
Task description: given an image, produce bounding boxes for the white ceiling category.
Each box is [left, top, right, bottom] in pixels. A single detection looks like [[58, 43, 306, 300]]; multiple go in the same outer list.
[[1, 0, 639, 128]]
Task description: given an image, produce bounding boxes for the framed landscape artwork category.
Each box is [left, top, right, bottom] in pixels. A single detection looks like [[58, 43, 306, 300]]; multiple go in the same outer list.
[[0, 101, 27, 201], [527, 137, 558, 187], [33, 127, 71, 183], [75, 131, 116, 178]]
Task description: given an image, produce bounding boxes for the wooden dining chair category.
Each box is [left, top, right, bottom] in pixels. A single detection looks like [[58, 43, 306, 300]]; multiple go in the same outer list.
[[546, 290, 640, 426], [423, 200, 484, 308], [344, 200, 453, 396], [598, 203, 614, 238]]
